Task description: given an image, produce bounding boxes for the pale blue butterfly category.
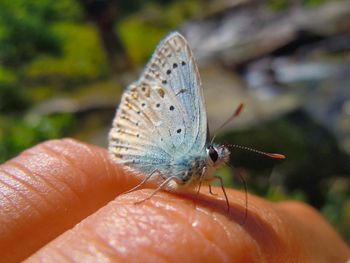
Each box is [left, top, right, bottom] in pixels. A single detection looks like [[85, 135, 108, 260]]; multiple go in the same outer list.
[[108, 32, 234, 209]]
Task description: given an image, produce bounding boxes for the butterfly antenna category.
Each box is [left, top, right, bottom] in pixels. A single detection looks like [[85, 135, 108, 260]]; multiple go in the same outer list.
[[211, 103, 244, 144], [227, 144, 286, 159]]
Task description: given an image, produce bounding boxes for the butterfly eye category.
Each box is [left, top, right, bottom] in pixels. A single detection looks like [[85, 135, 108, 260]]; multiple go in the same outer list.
[[208, 147, 218, 162]]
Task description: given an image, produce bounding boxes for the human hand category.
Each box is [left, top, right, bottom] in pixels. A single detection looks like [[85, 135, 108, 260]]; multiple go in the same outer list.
[[0, 139, 349, 262]]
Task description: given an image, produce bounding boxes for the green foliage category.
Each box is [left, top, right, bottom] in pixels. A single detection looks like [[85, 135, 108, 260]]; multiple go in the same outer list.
[[26, 23, 109, 83], [0, 67, 29, 112], [0, 66, 16, 83], [118, 0, 200, 65], [0, 113, 75, 163], [119, 23, 167, 66], [321, 179, 350, 243], [265, 186, 307, 202], [267, 0, 290, 11], [0, 83, 29, 113], [49, 0, 83, 21], [0, 0, 83, 68], [303, 0, 327, 7], [268, 0, 327, 10], [0, 0, 104, 165]]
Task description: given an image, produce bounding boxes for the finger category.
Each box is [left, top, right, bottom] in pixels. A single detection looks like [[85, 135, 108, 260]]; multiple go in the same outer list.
[[275, 201, 350, 262], [0, 138, 139, 263], [26, 189, 350, 262]]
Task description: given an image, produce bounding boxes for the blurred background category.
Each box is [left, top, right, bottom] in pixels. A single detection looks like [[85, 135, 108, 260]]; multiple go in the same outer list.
[[0, 0, 349, 243]]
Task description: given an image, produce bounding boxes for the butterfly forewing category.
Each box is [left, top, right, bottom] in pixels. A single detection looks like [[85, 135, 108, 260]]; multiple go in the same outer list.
[[141, 32, 207, 151]]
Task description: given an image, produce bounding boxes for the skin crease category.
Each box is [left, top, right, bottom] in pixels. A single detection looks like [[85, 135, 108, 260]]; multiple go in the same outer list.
[[0, 139, 348, 263]]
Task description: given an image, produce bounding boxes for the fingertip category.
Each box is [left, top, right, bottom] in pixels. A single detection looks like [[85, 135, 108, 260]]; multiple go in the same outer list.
[[27, 189, 261, 262], [275, 201, 350, 261], [25, 189, 350, 262], [0, 138, 140, 262]]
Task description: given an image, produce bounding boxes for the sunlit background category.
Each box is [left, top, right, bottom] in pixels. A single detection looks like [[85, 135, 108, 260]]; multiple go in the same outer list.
[[1, 0, 349, 243]]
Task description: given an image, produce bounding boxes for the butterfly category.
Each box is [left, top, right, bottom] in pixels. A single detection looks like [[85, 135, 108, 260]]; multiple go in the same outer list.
[[108, 32, 284, 210]]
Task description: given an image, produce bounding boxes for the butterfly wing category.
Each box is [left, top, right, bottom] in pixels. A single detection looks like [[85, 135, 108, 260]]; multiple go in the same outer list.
[[109, 32, 207, 175], [141, 32, 208, 151]]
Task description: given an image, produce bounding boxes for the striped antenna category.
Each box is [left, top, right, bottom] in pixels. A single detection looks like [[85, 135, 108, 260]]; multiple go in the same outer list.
[[227, 144, 286, 159]]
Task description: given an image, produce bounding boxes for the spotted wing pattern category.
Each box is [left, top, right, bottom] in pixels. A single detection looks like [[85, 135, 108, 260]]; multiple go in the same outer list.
[[109, 32, 207, 175]]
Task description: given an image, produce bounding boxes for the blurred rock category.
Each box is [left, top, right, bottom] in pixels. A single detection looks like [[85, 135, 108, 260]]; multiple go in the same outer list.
[[182, 0, 350, 65]]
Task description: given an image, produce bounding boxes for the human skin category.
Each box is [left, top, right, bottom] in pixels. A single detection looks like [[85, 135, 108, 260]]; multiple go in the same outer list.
[[0, 139, 349, 263]]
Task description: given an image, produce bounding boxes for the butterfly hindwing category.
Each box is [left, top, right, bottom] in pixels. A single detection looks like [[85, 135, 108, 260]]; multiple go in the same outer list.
[[109, 81, 190, 167]]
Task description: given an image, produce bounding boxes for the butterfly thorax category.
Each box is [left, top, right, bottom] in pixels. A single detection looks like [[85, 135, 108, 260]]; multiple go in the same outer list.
[[170, 155, 206, 186]]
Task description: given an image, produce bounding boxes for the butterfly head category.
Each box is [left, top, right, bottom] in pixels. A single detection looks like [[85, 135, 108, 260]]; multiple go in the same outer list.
[[206, 144, 230, 169]]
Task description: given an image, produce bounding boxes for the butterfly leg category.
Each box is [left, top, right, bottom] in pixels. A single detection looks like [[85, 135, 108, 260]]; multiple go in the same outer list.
[[233, 167, 248, 224], [135, 176, 182, 204], [123, 169, 162, 195], [193, 174, 203, 210], [196, 169, 204, 196], [213, 175, 230, 213], [208, 184, 217, 196]]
